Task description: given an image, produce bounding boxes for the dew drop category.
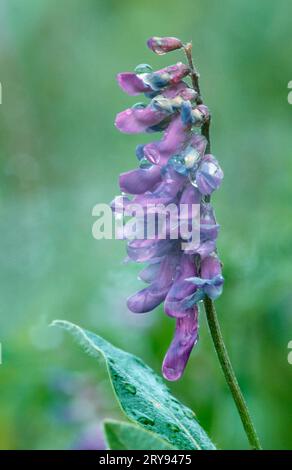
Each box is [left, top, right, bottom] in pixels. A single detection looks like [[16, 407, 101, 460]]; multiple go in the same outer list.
[[170, 397, 180, 405], [135, 63, 153, 74], [138, 416, 155, 426], [167, 423, 180, 433], [189, 171, 198, 187], [184, 148, 200, 169], [124, 383, 137, 395], [132, 102, 147, 110], [184, 409, 196, 419]]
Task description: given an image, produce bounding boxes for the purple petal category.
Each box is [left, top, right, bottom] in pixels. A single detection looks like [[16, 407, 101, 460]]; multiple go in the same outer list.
[[119, 165, 161, 195], [138, 262, 161, 283], [127, 255, 178, 313], [144, 115, 192, 165], [117, 73, 151, 95], [201, 254, 222, 278], [127, 239, 177, 263], [144, 63, 190, 91], [189, 133, 208, 157], [201, 254, 224, 299], [194, 239, 217, 258], [179, 185, 201, 205], [159, 63, 190, 85], [162, 308, 198, 381], [177, 186, 201, 245], [162, 82, 197, 101], [164, 254, 198, 318], [200, 203, 220, 242], [115, 105, 167, 134], [133, 167, 185, 208], [196, 154, 224, 195]]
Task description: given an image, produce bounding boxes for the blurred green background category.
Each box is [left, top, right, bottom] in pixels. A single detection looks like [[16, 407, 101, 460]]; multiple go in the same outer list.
[[0, 0, 291, 450]]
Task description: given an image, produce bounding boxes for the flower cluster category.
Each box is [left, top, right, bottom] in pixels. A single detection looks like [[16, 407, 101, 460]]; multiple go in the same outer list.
[[113, 37, 224, 381]]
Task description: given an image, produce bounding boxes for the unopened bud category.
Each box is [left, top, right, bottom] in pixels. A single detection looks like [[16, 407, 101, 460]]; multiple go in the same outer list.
[[147, 36, 183, 55]]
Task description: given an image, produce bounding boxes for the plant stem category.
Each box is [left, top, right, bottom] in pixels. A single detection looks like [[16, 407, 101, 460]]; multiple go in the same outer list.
[[203, 297, 262, 450], [183, 42, 262, 450]]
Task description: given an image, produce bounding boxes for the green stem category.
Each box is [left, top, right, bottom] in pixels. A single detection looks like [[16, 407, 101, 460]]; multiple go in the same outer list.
[[204, 297, 262, 450], [183, 42, 262, 450]]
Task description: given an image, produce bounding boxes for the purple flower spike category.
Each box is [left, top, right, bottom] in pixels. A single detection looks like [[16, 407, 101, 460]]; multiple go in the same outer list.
[[196, 154, 224, 195], [147, 36, 183, 55], [113, 37, 224, 380], [162, 309, 198, 381]]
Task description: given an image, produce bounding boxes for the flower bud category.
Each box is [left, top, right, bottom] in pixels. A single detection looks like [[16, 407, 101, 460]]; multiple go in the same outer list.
[[147, 36, 183, 55]]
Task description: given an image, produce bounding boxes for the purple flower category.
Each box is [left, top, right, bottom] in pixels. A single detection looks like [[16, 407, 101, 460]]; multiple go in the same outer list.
[[184, 254, 224, 306], [115, 83, 197, 134], [196, 154, 224, 195], [117, 63, 190, 96], [162, 309, 198, 381], [113, 37, 224, 380], [117, 72, 152, 96]]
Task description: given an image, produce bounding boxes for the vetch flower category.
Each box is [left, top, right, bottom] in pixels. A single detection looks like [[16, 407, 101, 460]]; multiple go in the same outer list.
[[117, 63, 190, 96], [113, 36, 224, 381], [183, 254, 224, 307], [194, 154, 224, 195], [115, 83, 197, 134]]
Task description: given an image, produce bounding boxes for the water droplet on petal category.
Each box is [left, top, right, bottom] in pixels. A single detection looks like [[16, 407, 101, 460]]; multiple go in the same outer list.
[[168, 155, 188, 175], [132, 102, 147, 110], [135, 64, 153, 74], [189, 171, 198, 187], [184, 147, 200, 169], [139, 157, 152, 169]]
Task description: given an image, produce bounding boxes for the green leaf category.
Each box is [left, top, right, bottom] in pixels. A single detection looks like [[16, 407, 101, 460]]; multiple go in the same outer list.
[[104, 420, 176, 450], [52, 320, 216, 450]]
